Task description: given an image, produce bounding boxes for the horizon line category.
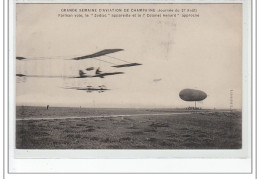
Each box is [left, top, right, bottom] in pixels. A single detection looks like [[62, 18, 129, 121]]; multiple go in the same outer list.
[[16, 105, 242, 110]]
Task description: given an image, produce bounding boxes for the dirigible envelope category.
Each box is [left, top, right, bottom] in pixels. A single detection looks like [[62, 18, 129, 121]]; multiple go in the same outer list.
[[179, 89, 207, 102], [73, 49, 124, 60]]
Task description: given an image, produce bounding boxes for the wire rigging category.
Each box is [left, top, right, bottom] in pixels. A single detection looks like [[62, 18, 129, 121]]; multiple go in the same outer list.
[[105, 55, 131, 63], [92, 57, 117, 65]]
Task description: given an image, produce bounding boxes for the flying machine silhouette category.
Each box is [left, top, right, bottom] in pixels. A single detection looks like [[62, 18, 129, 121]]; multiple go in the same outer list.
[[76, 69, 124, 78], [16, 49, 142, 92], [16, 69, 124, 79], [16, 49, 142, 69], [16, 49, 140, 79], [63, 85, 109, 93]]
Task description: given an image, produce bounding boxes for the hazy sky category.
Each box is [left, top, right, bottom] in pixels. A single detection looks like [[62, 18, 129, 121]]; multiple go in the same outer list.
[[16, 4, 242, 109]]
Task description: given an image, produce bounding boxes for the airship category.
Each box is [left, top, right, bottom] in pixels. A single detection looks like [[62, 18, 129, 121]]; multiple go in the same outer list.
[[179, 89, 207, 109]]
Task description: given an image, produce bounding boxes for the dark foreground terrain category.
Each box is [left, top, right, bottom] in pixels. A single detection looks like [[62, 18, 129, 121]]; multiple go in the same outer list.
[[16, 106, 242, 149]]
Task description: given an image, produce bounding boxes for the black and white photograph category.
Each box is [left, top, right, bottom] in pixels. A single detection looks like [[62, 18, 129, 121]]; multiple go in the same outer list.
[[15, 3, 243, 150]]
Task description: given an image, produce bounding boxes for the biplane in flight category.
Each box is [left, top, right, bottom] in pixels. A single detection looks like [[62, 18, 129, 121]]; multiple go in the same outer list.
[[16, 69, 124, 79], [16, 48, 141, 79], [75, 69, 124, 79], [16, 49, 142, 68], [63, 85, 109, 93]]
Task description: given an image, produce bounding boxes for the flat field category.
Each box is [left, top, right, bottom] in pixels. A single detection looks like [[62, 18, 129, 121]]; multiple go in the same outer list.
[[16, 106, 242, 149]]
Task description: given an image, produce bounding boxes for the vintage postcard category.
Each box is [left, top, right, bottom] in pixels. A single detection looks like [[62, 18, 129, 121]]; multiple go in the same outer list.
[[10, 1, 252, 167]]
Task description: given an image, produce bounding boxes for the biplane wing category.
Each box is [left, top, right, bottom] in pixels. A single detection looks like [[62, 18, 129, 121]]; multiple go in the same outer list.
[[63, 86, 110, 93], [16, 70, 123, 79], [92, 72, 124, 78], [16, 74, 78, 78], [73, 49, 123, 60], [112, 63, 142, 68], [16, 49, 142, 69]]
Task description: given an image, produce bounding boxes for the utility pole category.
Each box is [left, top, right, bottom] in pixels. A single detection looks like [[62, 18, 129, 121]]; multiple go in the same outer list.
[[230, 89, 233, 112]]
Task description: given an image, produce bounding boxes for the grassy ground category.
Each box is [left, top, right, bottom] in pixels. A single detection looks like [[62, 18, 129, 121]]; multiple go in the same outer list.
[[16, 111, 241, 149]]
